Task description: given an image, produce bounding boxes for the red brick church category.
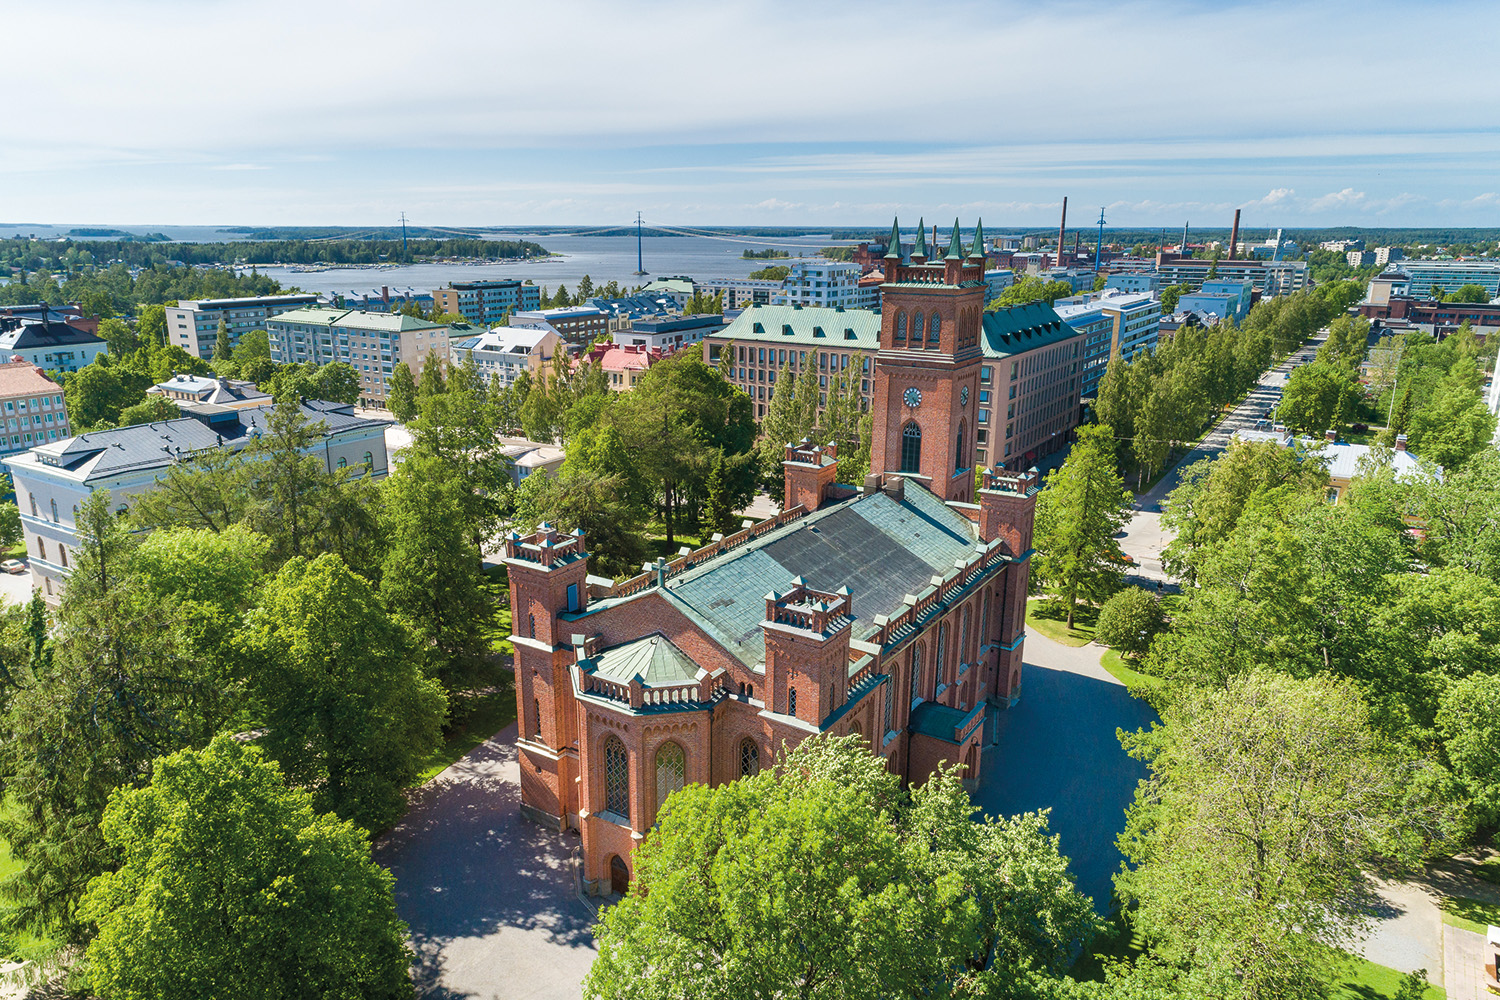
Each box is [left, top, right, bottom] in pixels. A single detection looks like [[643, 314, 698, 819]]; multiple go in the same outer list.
[[504, 221, 1040, 895]]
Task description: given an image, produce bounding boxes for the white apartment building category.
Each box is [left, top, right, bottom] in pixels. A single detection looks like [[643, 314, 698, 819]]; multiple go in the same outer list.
[[0, 319, 107, 374], [775, 261, 862, 309], [0, 361, 70, 459], [166, 294, 320, 359], [6, 399, 388, 603], [266, 307, 451, 408], [450, 327, 561, 388]]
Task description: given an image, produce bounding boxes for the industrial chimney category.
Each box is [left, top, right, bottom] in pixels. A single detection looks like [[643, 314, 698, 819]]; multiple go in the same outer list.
[[1057, 197, 1068, 268], [1228, 209, 1241, 261]]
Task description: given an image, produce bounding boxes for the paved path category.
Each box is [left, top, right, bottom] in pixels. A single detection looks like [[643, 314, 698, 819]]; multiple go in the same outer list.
[[1445, 924, 1488, 1000], [977, 630, 1157, 911], [1354, 878, 1444, 987], [376, 724, 596, 1000]]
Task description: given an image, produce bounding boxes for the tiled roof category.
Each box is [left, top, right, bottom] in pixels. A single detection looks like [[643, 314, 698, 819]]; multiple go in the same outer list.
[[0, 362, 60, 399], [717, 304, 881, 349], [980, 302, 1079, 360], [661, 482, 980, 668]]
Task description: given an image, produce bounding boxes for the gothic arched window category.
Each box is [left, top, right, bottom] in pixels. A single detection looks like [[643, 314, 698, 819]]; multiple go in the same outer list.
[[900, 422, 922, 474], [929, 314, 942, 342], [955, 419, 967, 472], [895, 312, 907, 342], [961, 605, 971, 663], [913, 313, 925, 342], [604, 736, 630, 821], [740, 739, 760, 777], [982, 592, 992, 647], [910, 643, 924, 707], [937, 623, 949, 692], [655, 742, 685, 814]]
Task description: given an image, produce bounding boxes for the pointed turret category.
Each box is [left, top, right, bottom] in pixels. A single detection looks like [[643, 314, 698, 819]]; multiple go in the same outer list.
[[969, 219, 986, 258], [945, 218, 964, 259], [912, 218, 927, 260], [883, 218, 902, 259]]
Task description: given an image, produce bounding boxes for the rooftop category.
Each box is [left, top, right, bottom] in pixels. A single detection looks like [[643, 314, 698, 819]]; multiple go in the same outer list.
[[0, 361, 60, 399], [0, 321, 105, 351], [586, 634, 699, 688], [980, 302, 1078, 360], [716, 304, 881, 349], [175, 293, 319, 310]]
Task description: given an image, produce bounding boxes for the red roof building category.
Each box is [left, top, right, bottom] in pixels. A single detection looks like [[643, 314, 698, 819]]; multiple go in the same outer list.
[[586, 343, 663, 390]]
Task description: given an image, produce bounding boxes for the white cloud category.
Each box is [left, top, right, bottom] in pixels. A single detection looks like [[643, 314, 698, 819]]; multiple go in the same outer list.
[[1309, 188, 1367, 211]]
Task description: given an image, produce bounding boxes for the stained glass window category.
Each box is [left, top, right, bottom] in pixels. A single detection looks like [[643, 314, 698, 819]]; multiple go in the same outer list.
[[604, 736, 629, 820]]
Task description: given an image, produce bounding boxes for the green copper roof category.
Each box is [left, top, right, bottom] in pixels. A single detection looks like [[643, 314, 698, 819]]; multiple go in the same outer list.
[[980, 301, 1080, 360], [884, 218, 903, 259], [590, 634, 698, 687], [969, 219, 986, 258], [945, 219, 964, 260], [912, 218, 927, 258], [718, 304, 881, 349]]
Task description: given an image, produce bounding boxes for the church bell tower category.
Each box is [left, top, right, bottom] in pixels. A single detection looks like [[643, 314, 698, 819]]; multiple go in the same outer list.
[[870, 218, 988, 503]]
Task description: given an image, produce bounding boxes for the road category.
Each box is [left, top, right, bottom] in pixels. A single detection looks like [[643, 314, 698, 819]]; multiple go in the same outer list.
[[0, 563, 34, 608], [1118, 334, 1326, 579]]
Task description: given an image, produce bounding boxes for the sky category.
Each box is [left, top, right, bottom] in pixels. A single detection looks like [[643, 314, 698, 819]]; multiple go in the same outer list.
[[6, 0, 1500, 229]]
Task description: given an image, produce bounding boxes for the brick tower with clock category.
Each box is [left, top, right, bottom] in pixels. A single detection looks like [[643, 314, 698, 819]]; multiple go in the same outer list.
[[870, 218, 989, 503]]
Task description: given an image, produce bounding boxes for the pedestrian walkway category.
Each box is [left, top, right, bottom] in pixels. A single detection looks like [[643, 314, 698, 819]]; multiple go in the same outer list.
[[1444, 924, 1487, 1000]]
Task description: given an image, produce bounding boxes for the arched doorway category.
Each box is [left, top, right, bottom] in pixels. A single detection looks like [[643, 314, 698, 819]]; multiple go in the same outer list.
[[610, 854, 630, 895]]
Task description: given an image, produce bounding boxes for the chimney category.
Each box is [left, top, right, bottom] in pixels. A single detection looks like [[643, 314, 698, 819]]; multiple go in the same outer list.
[[882, 475, 905, 502], [1325, 428, 1338, 443], [1228, 209, 1241, 261], [1395, 434, 1408, 452], [1057, 197, 1067, 264]]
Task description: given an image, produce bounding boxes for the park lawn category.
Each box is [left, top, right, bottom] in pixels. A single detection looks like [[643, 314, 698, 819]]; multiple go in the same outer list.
[[1100, 649, 1165, 694], [0, 804, 57, 961], [1332, 951, 1444, 1000], [1439, 894, 1500, 936], [1470, 856, 1500, 887], [415, 684, 517, 785], [1026, 598, 1097, 647], [646, 533, 704, 561]]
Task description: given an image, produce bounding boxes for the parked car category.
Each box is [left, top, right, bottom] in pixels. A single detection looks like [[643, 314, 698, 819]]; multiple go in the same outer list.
[[1, 559, 25, 574]]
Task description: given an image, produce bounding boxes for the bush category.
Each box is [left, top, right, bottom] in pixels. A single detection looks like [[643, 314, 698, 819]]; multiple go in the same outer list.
[[1351, 422, 1369, 433], [1094, 587, 1164, 657]]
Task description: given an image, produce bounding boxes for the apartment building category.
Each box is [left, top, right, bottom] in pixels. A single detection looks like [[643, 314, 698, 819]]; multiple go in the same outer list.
[[0, 361, 69, 459], [690, 276, 785, 309], [166, 293, 320, 359], [0, 319, 107, 373], [1178, 279, 1251, 325], [702, 304, 881, 419], [775, 261, 862, 309], [265, 307, 451, 408], [587, 344, 662, 391], [511, 305, 610, 344], [611, 314, 726, 353], [1052, 301, 1115, 400], [432, 279, 541, 327], [450, 327, 561, 389], [6, 399, 388, 603]]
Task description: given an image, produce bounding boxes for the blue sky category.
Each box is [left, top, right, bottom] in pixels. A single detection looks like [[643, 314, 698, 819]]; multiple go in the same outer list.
[[6, 0, 1499, 229]]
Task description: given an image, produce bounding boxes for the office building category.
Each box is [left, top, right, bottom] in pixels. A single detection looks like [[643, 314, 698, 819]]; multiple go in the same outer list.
[[7, 399, 388, 603], [1154, 253, 1307, 296], [611, 314, 725, 353], [704, 305, 881, 420], [432, 280, 541, 327], [166, 294, 320, 359], [266, 308, 451, 408], [1397, 260, 1500, 299], [511, 306, 610, 345], [1104, 272, 1160, 295]]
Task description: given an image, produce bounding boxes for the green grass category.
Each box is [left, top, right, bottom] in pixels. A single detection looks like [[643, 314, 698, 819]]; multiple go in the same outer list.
[[646, 533, 704, 561], [1100, 649, 1165, 693], [1439, 893, 1500, 935], [1025, 598, 1098, 647], [1332, 951, 1444, 1000], [1470, 856, 1500, 887], [0, 803, 57, 962], [414, 684, 518, 785], [1070, 911, 1147, 982]]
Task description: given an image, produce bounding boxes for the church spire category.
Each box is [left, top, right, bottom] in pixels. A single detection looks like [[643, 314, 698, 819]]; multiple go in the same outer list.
[[883, 217, 902, 260], [912, 218, 927, 259], [969, 218, 986, 258], [945, 218, 964, 259]]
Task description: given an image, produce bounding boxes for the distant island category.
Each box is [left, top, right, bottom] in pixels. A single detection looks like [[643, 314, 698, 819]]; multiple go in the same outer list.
[[67, 228, 170, 241], [743, 248, 790, 259]]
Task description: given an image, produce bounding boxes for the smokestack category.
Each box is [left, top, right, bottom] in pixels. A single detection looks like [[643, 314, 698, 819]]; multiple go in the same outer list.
[[1057, 197, 1068, 267], [1181, 221, 1189, 254], [1228, 209, 1241, 261]]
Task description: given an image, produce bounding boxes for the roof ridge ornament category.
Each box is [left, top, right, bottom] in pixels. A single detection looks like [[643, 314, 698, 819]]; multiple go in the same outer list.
[[945, 218, 964, 260]]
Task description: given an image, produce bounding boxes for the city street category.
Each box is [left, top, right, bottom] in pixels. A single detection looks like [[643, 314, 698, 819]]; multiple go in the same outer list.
[[0, 563, 34, 608]]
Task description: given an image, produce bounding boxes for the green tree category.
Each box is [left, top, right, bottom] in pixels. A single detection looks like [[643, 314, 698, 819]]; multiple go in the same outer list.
[[380, 466, 495, 692], [0, 500, 19, 550], [117, 394, 181, 426], [307, 361, 361, 405], [1033, 423, 1133, 627], [1277, 359, 1359, 435], [1418, 447, 1500, 580], [80, 735, 414, 1000], [242, 395, 344, 563], [213, 318, 233, 361], [136, 304, 167, 347], [1159, 283, 1192, 314], [1445, 283, 1490, 303], [235, 327, 271, 362], [1094, 587, 1164, 657], [1117, 671, 1415, 1000], [1407, 358, 1497, 470], [715, 339, 737, 380], [64, 362, 138, 430], [700, 450, 736, 538], [511, 467, 648, 579], [387, 361, 418, 422], [130, 448, 250, 534], [584, 734, 1092, 1000], [747, 265, 790, 281], [991, 276, 1075, 310], [98, 317, 140, 356], [237, 553, 445, 831]]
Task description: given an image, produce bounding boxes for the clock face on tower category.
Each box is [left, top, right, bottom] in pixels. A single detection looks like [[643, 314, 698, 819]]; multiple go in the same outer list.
[[904, 387, 922, 408], [960, 386, 969, 407]]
